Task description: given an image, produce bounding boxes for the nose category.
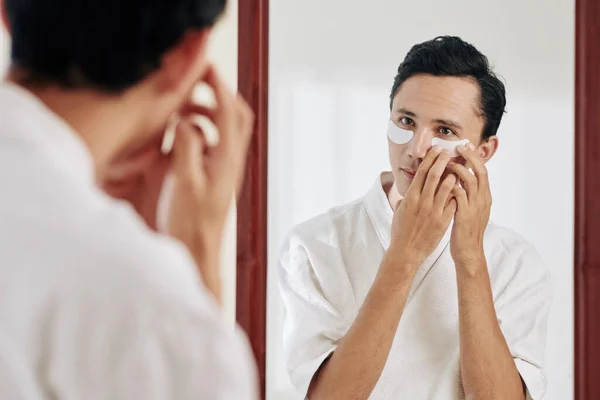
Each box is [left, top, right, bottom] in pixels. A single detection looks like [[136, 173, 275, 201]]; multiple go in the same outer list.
[[407, 130, 433, 159]]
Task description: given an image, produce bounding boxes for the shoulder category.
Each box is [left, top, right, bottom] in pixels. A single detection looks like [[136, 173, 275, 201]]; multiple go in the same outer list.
[[484, 222, 535, 250], [64, 197, 207, 309], [484, 222, 552, 293], [279, 196, 368, 267], [484, 222, 545, 265], [284, 196, 367, 251], [43, 199, 259, 398]]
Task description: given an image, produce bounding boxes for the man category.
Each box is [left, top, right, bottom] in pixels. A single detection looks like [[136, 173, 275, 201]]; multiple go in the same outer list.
[[0, 0, 257, 399], [279, 36, 551, 400]]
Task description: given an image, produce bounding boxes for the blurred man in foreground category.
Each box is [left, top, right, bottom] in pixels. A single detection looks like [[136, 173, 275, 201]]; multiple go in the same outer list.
[[0, 0, 257, 398]]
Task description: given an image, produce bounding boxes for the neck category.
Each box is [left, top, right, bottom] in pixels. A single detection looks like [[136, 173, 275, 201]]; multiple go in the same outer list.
[[7, 72, 139, 176], [384, 174, 404, 211]]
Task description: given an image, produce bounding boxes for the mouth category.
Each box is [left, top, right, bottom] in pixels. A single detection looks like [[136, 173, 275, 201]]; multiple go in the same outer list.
[[401, 168, 416, 180]]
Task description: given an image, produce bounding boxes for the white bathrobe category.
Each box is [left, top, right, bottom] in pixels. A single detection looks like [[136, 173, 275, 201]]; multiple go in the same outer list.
[[0, 83, 257, 399], [279, 173, 551, 400]]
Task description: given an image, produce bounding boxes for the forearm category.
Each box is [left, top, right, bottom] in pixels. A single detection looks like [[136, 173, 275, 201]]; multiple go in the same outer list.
[[456, 255, 524, 400], [309, 253, 416, 400]]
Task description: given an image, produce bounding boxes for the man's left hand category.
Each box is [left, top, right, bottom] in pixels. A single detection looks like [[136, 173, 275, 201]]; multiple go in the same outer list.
[[447, 143, 492, 270]]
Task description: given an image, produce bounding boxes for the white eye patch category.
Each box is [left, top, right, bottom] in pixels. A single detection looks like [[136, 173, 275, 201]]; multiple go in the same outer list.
[[387, 120, 470, 157], [431, 137, 470, 158], [387, 120, 414, 144]]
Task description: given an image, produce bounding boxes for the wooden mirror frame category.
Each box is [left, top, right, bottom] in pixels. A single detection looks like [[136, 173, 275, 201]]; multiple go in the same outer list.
[[236, 0, 600, 398]]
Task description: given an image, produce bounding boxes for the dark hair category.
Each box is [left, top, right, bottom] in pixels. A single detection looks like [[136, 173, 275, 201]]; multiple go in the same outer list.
[[390, 36, 506, 140], [5, 0, 227, 92]]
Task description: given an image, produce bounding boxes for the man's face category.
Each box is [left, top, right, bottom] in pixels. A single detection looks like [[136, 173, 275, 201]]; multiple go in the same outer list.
[[389, 74, 490, 196]]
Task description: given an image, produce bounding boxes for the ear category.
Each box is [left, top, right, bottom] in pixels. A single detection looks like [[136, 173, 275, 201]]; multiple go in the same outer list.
[[477, 135, 499, 163], [156, 28, 212, 94]]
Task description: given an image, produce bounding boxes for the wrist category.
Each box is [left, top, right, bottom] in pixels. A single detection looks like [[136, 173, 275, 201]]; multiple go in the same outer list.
[[376, 257, 417, 297], [382, 246, 422, 276], [188, 235, 223, 303], [453, 249, 486, 275]]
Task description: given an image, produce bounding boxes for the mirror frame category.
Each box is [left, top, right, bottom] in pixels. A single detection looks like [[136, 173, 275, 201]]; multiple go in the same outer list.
[[236, 0, 600, 398], [236, 0, 269, 396]]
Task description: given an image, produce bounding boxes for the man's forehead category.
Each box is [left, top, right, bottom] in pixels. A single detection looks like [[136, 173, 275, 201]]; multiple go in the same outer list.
[[393, 75, 481, 120]]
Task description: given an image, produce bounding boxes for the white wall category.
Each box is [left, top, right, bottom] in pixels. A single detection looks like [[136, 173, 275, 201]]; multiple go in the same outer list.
[[268, 1, 574, 399], [0, 4, 239, 324]]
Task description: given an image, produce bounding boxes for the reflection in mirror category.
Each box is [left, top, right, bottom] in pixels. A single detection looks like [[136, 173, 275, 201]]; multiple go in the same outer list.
[[267, 1, 574, 399]]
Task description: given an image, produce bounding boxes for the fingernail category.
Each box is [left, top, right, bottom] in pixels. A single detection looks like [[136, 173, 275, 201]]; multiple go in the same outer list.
[[433, 145, 443, 153], [468, 143, 476, 151]]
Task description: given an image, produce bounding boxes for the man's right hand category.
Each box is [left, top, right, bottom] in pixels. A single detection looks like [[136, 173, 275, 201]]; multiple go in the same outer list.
[[307, 146, 457, 400], [388, 146, 457, 271], [165, 65, 254, 303], [102, 65, 254, 305]]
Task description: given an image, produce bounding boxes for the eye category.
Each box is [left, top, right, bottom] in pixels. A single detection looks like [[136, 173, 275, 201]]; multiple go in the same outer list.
[[439, 127, 455, 136], [400, 117, 414, 126]]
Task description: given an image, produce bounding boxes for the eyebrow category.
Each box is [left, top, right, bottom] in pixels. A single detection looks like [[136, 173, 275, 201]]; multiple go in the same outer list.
[[396, 108, 417, 117], [434, 119, 463, 130], [395, 108, 463, 131]]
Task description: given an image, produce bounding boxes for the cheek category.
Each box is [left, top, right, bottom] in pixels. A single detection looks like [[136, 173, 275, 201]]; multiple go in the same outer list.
[[388, 141, 408, 165]]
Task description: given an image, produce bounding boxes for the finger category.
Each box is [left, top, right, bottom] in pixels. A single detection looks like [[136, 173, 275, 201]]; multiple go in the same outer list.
[[223, 94, 254, 157], [406, 145, 444, 197], [452, 185, 469, 209], [180, 104, 217, 121], [204, 68, 247, 161], [446, 162, 477, 199], [443, 198, 457, 220], [173, 120, 205, 186], [433, 174, 457, 210], [456, 144, 489, 191], [237, 94, 255, 137], [421, 152, 452, 201], [234, 94, 255, 158], [230, 98, 254, 196], [207, 95, 254, 198], [203, 65, 234, 115], [104, 146, 161, 182]]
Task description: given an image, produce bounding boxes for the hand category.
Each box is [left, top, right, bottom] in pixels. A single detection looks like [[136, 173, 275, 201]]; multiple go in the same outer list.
[[388, 146, 457, 273], [447, 143, 492, 268], [164, 66, 254, 302], [103, 65, 254, 303]]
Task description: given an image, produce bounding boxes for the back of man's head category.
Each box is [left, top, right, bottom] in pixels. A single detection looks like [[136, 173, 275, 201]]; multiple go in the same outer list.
[[390, 36, 506, 140], [3, 0, 226, 92]]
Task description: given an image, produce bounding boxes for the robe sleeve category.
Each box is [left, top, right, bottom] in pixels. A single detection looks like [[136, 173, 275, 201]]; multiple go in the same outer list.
[[493, 244, 553, 400], [278, 233, 350, 398]]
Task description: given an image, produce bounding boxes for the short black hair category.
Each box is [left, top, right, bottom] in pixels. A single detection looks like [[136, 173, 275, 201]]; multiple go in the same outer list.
[[390, 36, 506, 140], [5, 0, 227, 92]]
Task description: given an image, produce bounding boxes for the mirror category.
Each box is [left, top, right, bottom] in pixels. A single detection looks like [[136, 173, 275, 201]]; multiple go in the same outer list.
[[266, 0, 574, 399]]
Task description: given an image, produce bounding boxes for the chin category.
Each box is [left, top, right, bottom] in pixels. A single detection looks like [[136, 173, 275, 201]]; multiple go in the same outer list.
[[390, 174, 410, 197], [391, 172, 409, 198]]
